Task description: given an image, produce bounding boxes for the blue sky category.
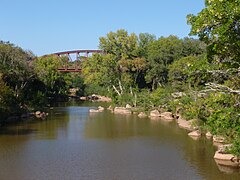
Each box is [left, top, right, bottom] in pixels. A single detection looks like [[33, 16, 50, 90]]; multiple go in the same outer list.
[[0, 0, 205, 56]]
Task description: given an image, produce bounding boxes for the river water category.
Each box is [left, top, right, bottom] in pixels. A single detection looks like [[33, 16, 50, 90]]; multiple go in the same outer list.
[[0, 102, 239, 180]]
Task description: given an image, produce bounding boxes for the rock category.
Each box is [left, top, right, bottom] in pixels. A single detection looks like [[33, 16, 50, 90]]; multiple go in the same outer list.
[[160, 112, 174, 121], [35, 111, 41, 116], [188, 130, 201, 139], [138, 112, 147, 118], [149, 110, 161, 117], [40, 112, 47, 119], [114, 107, 132, 114], [213, 135, 225, 143], [107, 105, 113, 111], [80, 96, 87, 101], [98, 106, 104, 112], [177, 118, 198, 131], [206, 131, 213, 139], [214, 150, 240, 167], [126, 104, 132, 109], [89, 109, 100, 113]]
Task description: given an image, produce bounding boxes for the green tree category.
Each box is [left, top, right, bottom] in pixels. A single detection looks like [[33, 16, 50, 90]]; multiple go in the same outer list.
[[99, 29, 138, 60], [137, 33, 156, 58], [187, 0, 240, 64], [33, 55, 67, 96], [146, 35, 182, 88]]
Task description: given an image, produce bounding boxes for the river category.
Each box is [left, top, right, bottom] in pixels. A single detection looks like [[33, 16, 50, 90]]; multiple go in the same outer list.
[[0, 102, 239, 180]]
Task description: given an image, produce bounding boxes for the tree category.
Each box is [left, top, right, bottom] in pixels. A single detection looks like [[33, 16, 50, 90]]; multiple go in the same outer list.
[[146, 35, 182, 88], [137, 33, 156, 58], [182, 37, 206, 57], [187, 0, 240, 64], [99, 29, 138, 60], [33, 55, 67, 96]]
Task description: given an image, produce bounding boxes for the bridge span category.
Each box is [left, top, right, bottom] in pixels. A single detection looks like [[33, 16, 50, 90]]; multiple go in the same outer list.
[[45, 49, 104, 72]]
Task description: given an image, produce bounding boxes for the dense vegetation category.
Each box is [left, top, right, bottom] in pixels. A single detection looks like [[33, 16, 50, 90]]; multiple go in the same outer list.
[[0, 0, 239, 156]]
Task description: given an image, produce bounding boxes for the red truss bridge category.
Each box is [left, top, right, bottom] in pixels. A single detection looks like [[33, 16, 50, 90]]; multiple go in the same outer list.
[[45, 49, 104, 72]]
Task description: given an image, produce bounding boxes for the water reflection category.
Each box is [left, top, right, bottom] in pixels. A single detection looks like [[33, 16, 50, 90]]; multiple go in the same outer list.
[[0, 103, 239, 180]]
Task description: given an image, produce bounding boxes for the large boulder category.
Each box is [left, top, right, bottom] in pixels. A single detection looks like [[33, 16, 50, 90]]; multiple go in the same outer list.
[[177, 118, 198, 131], [114, 107, 132, 115], [214, 150, 240, 167], [149, 110, 161, 117], [160, 112, 174, 121]]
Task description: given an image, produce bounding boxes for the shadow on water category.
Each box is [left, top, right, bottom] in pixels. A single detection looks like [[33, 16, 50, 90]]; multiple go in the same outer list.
[[0, 127, 37, 136]]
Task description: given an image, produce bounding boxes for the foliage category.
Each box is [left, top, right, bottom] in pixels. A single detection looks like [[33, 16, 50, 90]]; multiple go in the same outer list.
[[33, 55, 68, 96], [99, 29, 138, 60], [0, 74, 19, 121], [146, 35, 182, 87], [187, 0, 240, 64], [168, 55, 211, 88]]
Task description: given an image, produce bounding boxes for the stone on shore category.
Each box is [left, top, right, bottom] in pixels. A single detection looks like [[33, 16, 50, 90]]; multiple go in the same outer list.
[[89, 106, 105, 113], [114, 107, 132, 114], [206, 131, 213, 139], [213, 135, 225, 143], [98, 106, 104, 112], [35, 111, 41, 116], [160, 112, 174, 121], [177, 118, 198, 131], [138, 112, 147, 118], [89, 109, 100, 113], [188, 130, 201, 139], [107, 105, 113, 111], [149, 110, 161, 117], [214, 150, 240, 167], [126, 104, 132, 109]]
